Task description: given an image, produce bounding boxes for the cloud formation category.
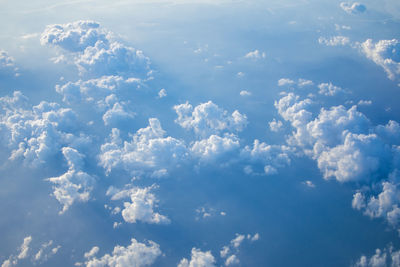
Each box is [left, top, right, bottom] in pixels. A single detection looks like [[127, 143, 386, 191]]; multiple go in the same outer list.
[[340, 2, 366, 14], [99, 118, 188, 177], [47, 147, 95, 214], [0, 91, 89, 167], [361, 39, 400, 81], [174, 101, 247, 138], [107, 185, 170, 224], [178, 248, 216, 267], [41, 20, 151, 78], [83, 238, 161, 267]]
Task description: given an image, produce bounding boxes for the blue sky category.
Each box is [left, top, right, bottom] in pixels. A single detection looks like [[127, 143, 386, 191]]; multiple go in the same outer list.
[[1, 0, 400, 266]]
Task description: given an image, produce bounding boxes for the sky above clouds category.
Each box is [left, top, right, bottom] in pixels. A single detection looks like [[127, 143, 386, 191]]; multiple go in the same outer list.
[[0, 0, 400, 266]]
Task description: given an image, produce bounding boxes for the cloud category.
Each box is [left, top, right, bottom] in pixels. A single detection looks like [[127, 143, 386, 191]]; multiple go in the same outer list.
[[33, 240, 61, 264], [41, 20, 151, 78], [0, 91, 90, 167], [276, 92, 399, 182], [358, 100, 372, 106], [2, 236, 32, 267], [318, 36, 350, 47], [0, 50, 19, 76], [1, 236, 59, 267], [354, 246, 400, 267], [269, 119, 283, 132], [361, 39, 400, 81], [240, 139, 291, 176], [107, 185, 170, 224], [178, 248, 216, 267], [99, 118, 188, 177], [318, 35, 350, 46], [340, 2, 366, 14], [191, 134, 240, 163], [174, 101, 247, 138], [278, 78, 295, 87], [352, 171, 400, 231], [83, 238, 161, 267], [220, 233, 260, 266], [47, 147, 95, 214], [244, 50, 266, 60], [158, 88, 167, 98], [303, 180, 315, 188], [239, 90, 251, 96]]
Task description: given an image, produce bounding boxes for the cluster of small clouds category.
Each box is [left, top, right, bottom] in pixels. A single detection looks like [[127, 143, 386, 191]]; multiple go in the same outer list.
[[178, 233, 259, 267], [354, 246, 400, 267], [40, 20, 151, 78], [0, 91, 89, 168], [2, 236, 60, 267], [55, 76, 141, 126], [278, 78, 344, 96], [195, 206, 226, 220], [220, 233, 259, 266], [340, 2, 366, 14], [78, 238, 161, 267], [106, 185, 170, 225], [318, 36, 350, 47]]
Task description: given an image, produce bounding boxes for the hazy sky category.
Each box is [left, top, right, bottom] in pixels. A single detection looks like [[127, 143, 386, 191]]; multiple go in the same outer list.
[[1, 1, 400, 266]]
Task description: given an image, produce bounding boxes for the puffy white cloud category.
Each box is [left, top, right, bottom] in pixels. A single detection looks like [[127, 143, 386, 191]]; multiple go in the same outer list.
[[99, 118, 188, 176], [0, 91, 90, 167], [174, 101, 247, 137], [275, 92, 396, 183], [361, 39, 400, 81], [224, 255, 239, 266], [158, 88, 167, 98], [278, 78, 295, 86], [318, 36, 350, 47], [102, 102, 135, 126], [358, 100, 372, 106], [244, 50, 266, 60], [230, 234, 245, 248], [41, 20, 150, 78], [107, 185, 170, 224], [0, 50, 19, 76], [318, 82, 343, 96], [352, 174, 400, 230], [191, 134, 240, 162], [56, 76, 140, 126], [47, 147, 95, 214], [239, 90, 251, 96], [84, 247, 100, 259], [84, 238, 161, 267], [56, 76, 141, 106], [269, 118, 283, 132], [241, 139, 291, 175], [275, 88, 400, 230], [303, 180, 315, 188], [178, 248, 216, 267], [340, 2, 366, 14]]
